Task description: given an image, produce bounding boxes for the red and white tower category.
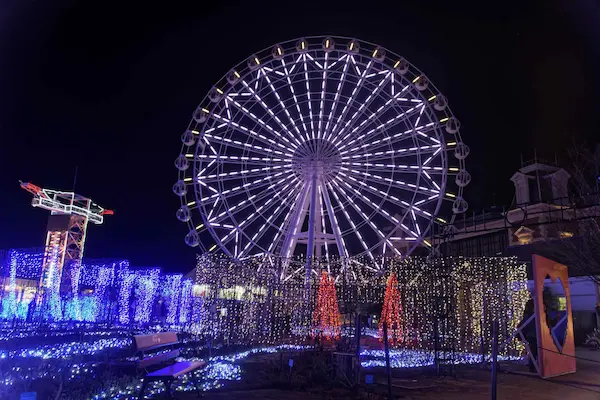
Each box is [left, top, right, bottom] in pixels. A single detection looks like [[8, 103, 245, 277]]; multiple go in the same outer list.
[[20, 181, 113, 320]]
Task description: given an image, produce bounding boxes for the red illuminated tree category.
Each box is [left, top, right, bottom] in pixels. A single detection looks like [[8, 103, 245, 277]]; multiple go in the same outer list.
[[379, 273, 404, 344], [312, 271, 341, 339]]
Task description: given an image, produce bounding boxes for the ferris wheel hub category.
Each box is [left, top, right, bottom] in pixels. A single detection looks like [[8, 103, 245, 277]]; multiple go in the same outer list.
[[291, 139, 341, 181]]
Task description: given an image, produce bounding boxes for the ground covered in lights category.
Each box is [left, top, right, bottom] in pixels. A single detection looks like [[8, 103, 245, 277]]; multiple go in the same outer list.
[[2, 329, 599, 400], [0, 330, 526, 400]]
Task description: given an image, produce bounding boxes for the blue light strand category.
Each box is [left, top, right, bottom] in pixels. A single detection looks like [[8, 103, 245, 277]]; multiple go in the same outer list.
[[91, 266, 113, 321], [0, 327, 133, 342], [4, 251, 18, 318], [0, 337, 132, 360], [178, 280, 192, 325], [134, 269, 160, 325], [89, 345, 312, 400], [359, 349, 523, 369], [163, 274, 182, 325], [118, 268, 135, 325]]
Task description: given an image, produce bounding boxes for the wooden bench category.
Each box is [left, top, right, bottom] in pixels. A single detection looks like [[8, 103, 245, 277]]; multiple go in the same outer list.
[[134, 332, 206, 399]]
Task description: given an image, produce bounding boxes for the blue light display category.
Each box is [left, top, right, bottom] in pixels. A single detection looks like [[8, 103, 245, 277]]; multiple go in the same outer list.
[[0, 248, 198, 327]]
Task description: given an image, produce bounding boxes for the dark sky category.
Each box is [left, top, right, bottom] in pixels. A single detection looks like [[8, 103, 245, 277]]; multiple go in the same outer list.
[[1, 0, 599, 272]]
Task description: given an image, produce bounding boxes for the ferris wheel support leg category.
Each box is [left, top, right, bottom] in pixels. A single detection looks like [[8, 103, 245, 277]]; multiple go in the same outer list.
[[305, 173, 318, 285], [321, 184, 346, 258], [281, 182, 311, 259]]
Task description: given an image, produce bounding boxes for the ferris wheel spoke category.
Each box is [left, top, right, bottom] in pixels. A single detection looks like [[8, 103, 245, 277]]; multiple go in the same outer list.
[[239, 77, 302, 147], [339, 103, 426, 152], [325, 53, 347, 70], [338, 123, 437, 156], [339, 163, 443, 192], [334, 72, 392, 145], [323, 54, 351, 140], [220, 179, 302, 250], [340, 162, 445, 184], [204, 133, 294, 158], [333, 174, 423, 227], [326, 182, 377, 264], [198, 135, 219, 156], [420, 169, 442, 192], [423, 147, 443, 166], [268, 188, 304, 256], [317, 52, 329, 139], [336, 103, 424, 151], [198, 164, 292, 183], [334, 174, 434, 227], [207, 176, 298, 226], [333, 178, 422, 243], [236, 181, 303, 258], [202, 170, 294, 203], [339, 168, 439, 197], [348, 162, 444, 193], [219, 98, 298, 151], [340, 143, 442, 162], [329, 180, 401, 256], [304, 53, 326, 70], [260, 68, 304, 144], [326, 57, 373, 142], [193, 154, 290, 166], [321, 182, 349, 258], [413, 194, 442, 206], [415, 128, 442, 146], [218, 176, 300, 238], [280, 57, 310, 141], [301, 54, 316, 138], [334, 84, 411, 145]]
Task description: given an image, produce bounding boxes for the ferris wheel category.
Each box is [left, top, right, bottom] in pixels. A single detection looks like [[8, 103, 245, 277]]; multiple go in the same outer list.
[[174, 36, 470, 276]]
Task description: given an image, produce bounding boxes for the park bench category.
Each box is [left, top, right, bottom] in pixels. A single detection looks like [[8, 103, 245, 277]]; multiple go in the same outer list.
[[134, 332, 206, 399]]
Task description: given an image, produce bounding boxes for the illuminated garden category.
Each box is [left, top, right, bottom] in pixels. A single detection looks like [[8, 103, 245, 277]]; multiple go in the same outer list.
[[0, 248, 529, 399], [1, 37, 535, 399]]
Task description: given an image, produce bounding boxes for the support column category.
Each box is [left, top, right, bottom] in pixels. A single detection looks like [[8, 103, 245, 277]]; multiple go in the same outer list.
[[305, 173, 318, 285], [322, 183, 346, 257]]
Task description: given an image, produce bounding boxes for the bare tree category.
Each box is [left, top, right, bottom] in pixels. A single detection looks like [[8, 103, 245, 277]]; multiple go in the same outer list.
[[540, 143, 600, 285]]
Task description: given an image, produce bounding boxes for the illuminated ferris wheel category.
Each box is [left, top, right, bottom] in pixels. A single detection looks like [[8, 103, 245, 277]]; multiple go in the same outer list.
[[174, 36, 470, 276]]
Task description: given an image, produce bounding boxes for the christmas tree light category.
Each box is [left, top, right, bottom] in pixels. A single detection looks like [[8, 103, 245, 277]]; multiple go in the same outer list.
[[312, 271, 341, 339], [379, 273, 404, 345]]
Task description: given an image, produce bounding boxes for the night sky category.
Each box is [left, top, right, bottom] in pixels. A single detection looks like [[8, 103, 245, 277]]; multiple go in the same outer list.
[[1, 0, 599, 272]]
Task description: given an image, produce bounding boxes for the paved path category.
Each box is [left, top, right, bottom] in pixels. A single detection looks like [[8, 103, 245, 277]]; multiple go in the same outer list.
[[394, 348, 600, 400], [183, 349, 600, 399]]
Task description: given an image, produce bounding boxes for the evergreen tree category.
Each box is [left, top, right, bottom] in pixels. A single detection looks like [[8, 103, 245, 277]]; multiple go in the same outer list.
[[312, 271, 341, 339], [379, 273, 404, 344]]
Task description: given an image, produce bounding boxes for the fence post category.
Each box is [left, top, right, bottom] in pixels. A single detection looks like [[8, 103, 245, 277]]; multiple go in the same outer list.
[[434, 316, 440, 375], [383, 322, 393, 399], [491, 319, 498, 400], [355, 312, 361, 386]]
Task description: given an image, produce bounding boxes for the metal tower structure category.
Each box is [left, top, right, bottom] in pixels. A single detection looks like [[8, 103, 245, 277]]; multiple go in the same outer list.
[[20, 181, 113, 320]]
